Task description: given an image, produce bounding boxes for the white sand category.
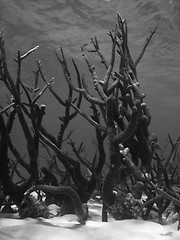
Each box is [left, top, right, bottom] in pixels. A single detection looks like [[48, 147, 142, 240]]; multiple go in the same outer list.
[[0, 201, 180, 240]]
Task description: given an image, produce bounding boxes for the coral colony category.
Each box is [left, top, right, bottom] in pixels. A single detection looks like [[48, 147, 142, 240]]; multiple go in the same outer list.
[[0, 12, 180, 229]]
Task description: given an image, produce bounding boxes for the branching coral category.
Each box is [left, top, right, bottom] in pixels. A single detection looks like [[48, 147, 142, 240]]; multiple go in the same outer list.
[[0, 12, 180, 228]]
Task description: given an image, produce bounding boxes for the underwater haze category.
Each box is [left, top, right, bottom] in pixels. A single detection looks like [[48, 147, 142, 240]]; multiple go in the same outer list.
[[0, 0, 180, 148]]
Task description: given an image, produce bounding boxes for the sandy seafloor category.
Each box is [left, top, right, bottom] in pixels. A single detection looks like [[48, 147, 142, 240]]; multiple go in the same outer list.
[[0, 199, 180, 240]]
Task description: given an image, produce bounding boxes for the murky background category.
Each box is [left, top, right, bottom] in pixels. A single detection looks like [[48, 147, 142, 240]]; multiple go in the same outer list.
[[0, 0, 180, 155]]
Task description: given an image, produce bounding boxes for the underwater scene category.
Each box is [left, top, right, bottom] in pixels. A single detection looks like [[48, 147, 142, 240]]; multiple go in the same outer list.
[[1, 1, 180, 240]]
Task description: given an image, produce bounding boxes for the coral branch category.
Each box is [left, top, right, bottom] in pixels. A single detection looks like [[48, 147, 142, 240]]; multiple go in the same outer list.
[[29, 185, 89, 224], [135, 27, 157, 66]]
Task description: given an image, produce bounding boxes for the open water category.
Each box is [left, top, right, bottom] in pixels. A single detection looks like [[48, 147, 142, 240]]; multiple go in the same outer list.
[[0, 0, 180, 152]]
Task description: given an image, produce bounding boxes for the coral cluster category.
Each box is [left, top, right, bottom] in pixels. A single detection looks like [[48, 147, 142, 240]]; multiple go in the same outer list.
[[108, 192, 143, 220], [0, 11, 180, 228], [18, 195, 49, 218]]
